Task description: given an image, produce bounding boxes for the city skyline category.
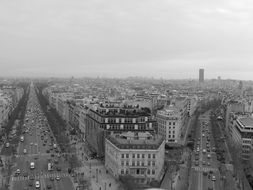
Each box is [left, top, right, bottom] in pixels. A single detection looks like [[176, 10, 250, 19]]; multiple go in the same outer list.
[[1, 0, 253, 80]]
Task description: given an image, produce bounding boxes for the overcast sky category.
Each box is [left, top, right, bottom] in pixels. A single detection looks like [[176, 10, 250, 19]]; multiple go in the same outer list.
[[1, 0, 253, 80]]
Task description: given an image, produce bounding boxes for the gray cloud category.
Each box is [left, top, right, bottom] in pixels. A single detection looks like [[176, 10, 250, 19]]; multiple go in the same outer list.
[[1, 0, 253, 79]]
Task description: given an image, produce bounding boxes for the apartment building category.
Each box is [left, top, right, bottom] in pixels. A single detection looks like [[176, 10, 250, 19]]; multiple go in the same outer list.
[[86, 103, 156, 156], [230, 115, 253, 160], [105, 132, 165, 185], [157, 105, 182, 143]]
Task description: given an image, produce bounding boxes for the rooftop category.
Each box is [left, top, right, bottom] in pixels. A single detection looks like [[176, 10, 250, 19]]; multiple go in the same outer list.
[[239, 117, 253, 127], [106, 132, 164, 150]]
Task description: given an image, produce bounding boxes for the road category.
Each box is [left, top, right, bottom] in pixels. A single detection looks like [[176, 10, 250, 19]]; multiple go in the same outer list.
[[9, 83, 74, 190], [189, 111, 221, 190]]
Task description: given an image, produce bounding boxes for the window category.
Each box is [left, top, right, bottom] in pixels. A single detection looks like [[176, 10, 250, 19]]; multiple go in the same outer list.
[[147, 169, 150, 175], [148, 161, 151, 166], [148, 154, 151, 159], [153, 154, 156, 159], [126, 170, 129, 175], [137, 154, 140, 158], [142, 154, 145, 158], [141, 169, 145, 174], [121, 154, 124, 159], [152, 170, 155, 175], [121, 161, 124, 166], [132, 162, 135, 166], [137, 161, 140, 166], [141, 162, 144, 166], [126, 161, 129, 166], [152, 161, 155, 166], [132, 154, 135, 158], [126, 154, 129, 158], [121, 169, 124, 175]]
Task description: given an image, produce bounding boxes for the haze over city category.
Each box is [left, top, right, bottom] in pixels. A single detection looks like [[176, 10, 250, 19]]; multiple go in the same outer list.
[[1, 0, 253, 79]]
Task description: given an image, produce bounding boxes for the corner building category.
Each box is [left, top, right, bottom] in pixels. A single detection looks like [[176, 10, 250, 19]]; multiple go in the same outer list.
[[105, 132, 165, 185]]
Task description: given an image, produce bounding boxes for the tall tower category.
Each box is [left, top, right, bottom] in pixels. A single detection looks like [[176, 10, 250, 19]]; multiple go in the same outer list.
[[199, 69, 204, 83]]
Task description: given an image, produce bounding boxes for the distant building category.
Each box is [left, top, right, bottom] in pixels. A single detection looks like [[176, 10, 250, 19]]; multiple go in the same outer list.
[[105, 132, 165, 185], [86, 103, 156, 157], [199, 69, 204, 83]]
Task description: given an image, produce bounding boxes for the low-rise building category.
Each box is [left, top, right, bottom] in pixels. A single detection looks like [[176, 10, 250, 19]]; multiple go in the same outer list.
[[105, 132, 165, 185]]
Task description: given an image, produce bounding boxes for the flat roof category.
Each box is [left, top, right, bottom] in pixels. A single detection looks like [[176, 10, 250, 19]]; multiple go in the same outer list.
[[239, 117, 253, 127], [106, 133, 164, 150]]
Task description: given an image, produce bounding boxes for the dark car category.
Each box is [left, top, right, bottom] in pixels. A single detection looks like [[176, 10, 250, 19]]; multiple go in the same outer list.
[[23, 172, 28, 177], [50, 176, 54, 181], [28, 180, 33, 186], [29, 175, 35, 180], [56, 167, 61, 171], [47, 184, 52, 189]]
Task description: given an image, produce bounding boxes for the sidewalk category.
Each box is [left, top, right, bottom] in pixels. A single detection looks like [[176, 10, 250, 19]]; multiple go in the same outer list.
[[65, 130, 121, 190]]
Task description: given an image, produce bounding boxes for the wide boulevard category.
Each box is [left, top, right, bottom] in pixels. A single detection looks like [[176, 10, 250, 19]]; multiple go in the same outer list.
[[4, 83, 74, 190]]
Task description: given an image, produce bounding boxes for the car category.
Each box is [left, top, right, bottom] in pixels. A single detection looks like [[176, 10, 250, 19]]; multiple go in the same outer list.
[[16, 169, 21, 174], [35, 180, 40, 188], [30, 142, 33, 146], [23, 172, 28, 177], [50, 176, 54, 181], [56, 175, 60, 180], [28, 180, 33, 186], [47, 184, 52, 189], [212, 175, 216, 181], [202, 161, 206, 166], [202, 149, 206, 153], [5, 142, 10, 148], [207, 154, 211, 159], [56, 167, 61, 171], [46, 150, 50, 153], [207, 162, 211, 166], [195, 161, 199, 166], [29, 175, 35, 180], [23, 149, 27, 154]]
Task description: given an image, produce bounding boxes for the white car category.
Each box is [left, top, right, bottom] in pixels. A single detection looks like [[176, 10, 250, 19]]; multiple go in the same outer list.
[[23, 149, 27, 154], [212, 175, 216, 181], [16, 169, 20, 174], [35, 180, 40, 188], [5, 142, 10, 148]]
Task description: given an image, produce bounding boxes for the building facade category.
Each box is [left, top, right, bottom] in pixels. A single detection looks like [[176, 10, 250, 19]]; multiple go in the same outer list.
[[157, 105, 182, 143], [105, 132, 165, 185], [86, 103, 156, 157]]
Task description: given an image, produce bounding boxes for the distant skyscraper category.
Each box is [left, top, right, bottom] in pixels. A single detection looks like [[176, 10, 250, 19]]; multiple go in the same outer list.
[[199, 69, 204, 83]]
